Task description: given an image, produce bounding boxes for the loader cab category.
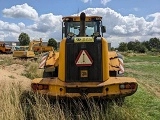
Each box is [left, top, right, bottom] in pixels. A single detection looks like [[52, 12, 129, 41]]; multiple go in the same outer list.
[[58, 13, 109, 83], [62, 16, 106, 39]]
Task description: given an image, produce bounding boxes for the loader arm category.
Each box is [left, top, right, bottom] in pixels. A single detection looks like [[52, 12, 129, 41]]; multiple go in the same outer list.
[[39, 51, 59, 73], [28, 38, 42, 51]]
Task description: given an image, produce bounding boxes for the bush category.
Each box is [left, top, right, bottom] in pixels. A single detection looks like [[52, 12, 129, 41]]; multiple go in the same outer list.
[[22, 62, 43, 79]]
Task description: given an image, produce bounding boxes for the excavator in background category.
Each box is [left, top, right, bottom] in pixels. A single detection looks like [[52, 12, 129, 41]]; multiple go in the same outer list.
[[31, 12, 138, 105], [0, 42, 12, 54], [13, 38, 43, 59], [33, 45, 54, 53]]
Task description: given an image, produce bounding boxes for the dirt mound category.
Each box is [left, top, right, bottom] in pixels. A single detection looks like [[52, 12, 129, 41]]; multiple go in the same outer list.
[[4, 64, 26, 75], [0, 65, 31, 90]]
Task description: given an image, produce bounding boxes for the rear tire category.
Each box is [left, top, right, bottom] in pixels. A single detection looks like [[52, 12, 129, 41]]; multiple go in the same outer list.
[[43, 67, 58, 78], [43, 71, 53, 78], [114, 97, 125, 107]]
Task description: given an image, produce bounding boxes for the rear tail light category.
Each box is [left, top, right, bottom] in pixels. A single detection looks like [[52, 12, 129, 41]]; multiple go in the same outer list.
[[31, 83, 49, 90], [119, 83, 136, 89], [119, 84, 125, 89], [43, 85, 49, 89], [130, 83, 136, 89], [32, 84, 38, 90]]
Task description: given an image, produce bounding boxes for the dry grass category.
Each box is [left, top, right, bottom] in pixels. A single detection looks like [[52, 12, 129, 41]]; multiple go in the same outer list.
[[0, 82, 141, 120], [0, 54, 160, 120], [22, 62, 43, 79], [0, 83, 25, 120]]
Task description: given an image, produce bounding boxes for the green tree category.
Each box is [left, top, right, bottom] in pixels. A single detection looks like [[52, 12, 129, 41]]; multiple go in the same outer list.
[[142, 41, 151, 51], [111, 47, 115, 51], [47, 38, 57, 50], [18, 32, 30, 46], [134, 40, 141, 51], [127, 40, 141, 52], [118, 42, 128, 52], [135, 43, 148, 53], [127, 40, 146, 53], [149, 37, 160, 51], [127, 41, 135, 51]]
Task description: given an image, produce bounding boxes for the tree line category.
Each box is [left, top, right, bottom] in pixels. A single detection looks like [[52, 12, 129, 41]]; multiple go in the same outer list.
[[18, 32, 58, 50], [116, 37, 160, 53]]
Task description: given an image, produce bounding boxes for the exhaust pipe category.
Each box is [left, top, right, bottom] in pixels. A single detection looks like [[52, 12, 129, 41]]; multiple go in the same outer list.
[[79, 12, 86, 37]]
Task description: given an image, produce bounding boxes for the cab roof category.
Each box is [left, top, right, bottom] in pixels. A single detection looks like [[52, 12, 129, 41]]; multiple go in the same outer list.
[[62, 16, 102, 22]]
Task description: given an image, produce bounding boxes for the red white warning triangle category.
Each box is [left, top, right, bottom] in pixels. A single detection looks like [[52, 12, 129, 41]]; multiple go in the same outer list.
[[75, 50, 93, 66]]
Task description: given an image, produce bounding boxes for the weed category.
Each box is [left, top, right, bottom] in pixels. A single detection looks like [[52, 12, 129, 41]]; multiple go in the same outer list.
[[1, 54, 160, 120], [8, 75, 16, 79], [22, 62, 43, 79]]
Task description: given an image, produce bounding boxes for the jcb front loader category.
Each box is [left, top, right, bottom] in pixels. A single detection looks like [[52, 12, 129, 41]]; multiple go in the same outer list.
[[31, 12, 138, 104]]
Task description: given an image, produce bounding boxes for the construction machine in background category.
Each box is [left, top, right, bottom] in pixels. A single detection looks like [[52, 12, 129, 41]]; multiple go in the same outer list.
[[31, 12, 138, 104], [13, 38, 43, 59], [0, 42, 12, 54], [33, 45, 54, 53]]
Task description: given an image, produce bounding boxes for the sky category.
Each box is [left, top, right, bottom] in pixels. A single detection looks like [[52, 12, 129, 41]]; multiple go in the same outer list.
[[0, 0, 160, 47]]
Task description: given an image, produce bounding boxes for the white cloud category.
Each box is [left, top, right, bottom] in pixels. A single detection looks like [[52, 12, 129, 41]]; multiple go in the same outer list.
[[83, 8, 154, 37], [2, 3, 38, 20], [28, 13, 62, 33], [0, 20, 20, 33], [113, 25, 127, 34], [101, 0, 111, 5], [0, 31, 5, 41], [146, 13, 160, 35], [0, 20, 22, 41], [81, 0, 111, 5], [18, 22, 25, 29], [0, 31, 4, 35], [4, 32, 19, 41], [133, 8, 139, 11], [1, 6, 160, 47], [82, 8, 160, 47], [146, 12, 160, 19], [81, 0, 92, 3]]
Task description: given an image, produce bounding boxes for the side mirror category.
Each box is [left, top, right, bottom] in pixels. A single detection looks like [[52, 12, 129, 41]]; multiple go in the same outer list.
[[62, 27, 65, 33], [101, 26, 106, 33]]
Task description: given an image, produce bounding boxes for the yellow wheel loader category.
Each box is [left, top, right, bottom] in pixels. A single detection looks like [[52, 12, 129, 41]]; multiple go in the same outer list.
[[31, 12, 138, 104], [0, 42, 12, 54]]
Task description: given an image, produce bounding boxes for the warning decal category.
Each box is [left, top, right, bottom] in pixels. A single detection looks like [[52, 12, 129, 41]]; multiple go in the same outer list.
[[75, 50, 93, 66]]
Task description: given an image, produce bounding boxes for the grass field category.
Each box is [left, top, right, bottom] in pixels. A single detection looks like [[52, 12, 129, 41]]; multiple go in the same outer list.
[[0, 54, 160, 120], [124, 54, 160, 120]]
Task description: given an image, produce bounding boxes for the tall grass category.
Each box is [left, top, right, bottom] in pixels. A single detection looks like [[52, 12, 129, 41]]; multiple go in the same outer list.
[[0, 54, 43, 79], [1, 54, 160, 120], [22, 61, 43, 79], [0, 83, 25, 120], [0, 55, 28, 66], [124, 54, 160, 120], [1, 83, 154, 120], [0, 82, 143, 120]]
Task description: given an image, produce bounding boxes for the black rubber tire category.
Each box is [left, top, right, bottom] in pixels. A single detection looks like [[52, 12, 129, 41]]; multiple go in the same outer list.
[[43, 67, 58, 78], [114, 97, 125, 107], [43, 71, 53, 78]]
